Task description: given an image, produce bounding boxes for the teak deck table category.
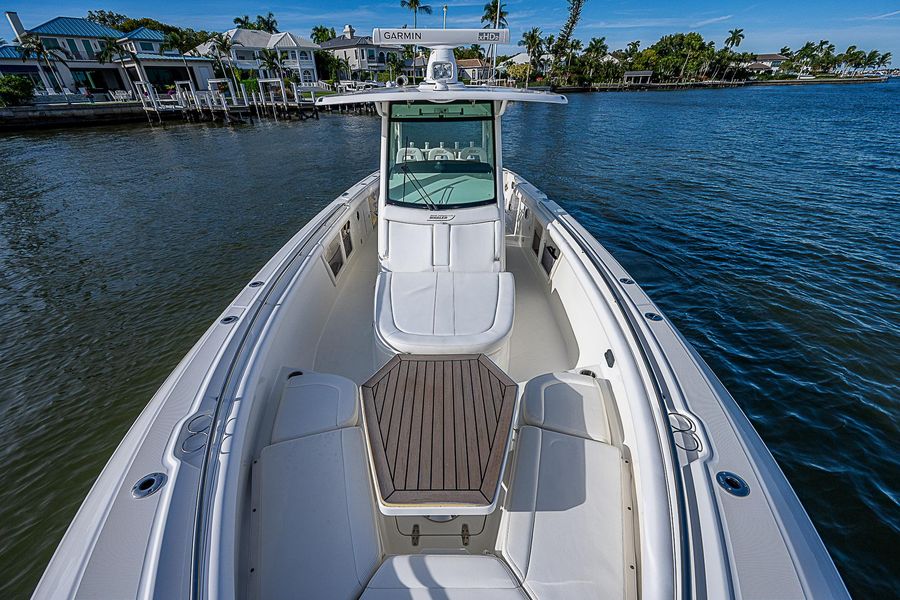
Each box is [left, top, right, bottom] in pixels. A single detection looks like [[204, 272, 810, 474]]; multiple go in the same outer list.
[[361, 354, 518, 516]]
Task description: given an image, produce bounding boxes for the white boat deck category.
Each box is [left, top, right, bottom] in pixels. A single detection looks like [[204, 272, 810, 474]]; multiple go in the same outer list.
[[314, 238, 578, 384]]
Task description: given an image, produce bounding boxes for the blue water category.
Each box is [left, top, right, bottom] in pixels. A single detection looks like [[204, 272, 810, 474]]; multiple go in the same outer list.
[[0, 80, 897, 597]]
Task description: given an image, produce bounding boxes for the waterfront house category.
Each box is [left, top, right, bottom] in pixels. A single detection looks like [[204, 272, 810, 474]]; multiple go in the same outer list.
[[118, 27, 215, 89], [501, 51, 552, 75], [457, 58, 491, 81], [195, 28, 319, 84], [2, 11, 214, 95], [745, 61, 773, 74], [4, 12, 128, 93], [403, 56, 427, 79], [755, 53, 788, 72], [320, 25, 401, 80]]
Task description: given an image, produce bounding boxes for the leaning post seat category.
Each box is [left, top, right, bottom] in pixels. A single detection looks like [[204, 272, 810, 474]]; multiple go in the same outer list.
[[374, 203, 515, 369]]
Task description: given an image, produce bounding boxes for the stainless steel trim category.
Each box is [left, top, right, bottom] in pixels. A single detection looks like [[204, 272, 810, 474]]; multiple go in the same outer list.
[[188, 193, 366, 599], [549, 207, 695, 600]]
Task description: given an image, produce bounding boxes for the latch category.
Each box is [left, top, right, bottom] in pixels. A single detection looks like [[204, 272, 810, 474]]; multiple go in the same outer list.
[[461, 524, 470, 546], [411, 524, 420, 546]]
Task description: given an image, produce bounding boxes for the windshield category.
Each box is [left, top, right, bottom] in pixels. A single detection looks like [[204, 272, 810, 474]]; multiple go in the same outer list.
[[387, 101, 496, 209]]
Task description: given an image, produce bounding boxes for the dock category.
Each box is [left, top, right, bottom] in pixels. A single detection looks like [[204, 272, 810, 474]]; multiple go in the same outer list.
[[135, 79, 322, 124]]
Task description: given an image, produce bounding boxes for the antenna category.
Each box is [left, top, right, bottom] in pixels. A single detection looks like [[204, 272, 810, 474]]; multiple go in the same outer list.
[[372, 28, 508, 48], [373, 28, 509, 89]]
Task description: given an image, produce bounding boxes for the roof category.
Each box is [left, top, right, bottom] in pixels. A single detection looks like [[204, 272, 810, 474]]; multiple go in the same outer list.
[[133, 53, 214, 62], [121, 27, 165, 42], [317, 84, 567, 106], [267, 32, 318, 49], [756, 53, 788, 61], [746, 62, 772, 70], [0, 44, 25, 59], [28, 16, 123, 38], [226, 28, 272, 48], [404, 56, 427, 67], [320, 35, 400, 50], [457, 58, 489, 69]]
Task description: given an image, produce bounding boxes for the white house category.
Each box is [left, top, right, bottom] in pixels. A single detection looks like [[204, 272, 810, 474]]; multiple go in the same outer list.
[[501, 51, 552, 75], [320, 25, 402, 79], [456, 58, 491, 81], [196, 28, 319, 83], [2, 11, 214, 94], [755, 53, 788, 72]]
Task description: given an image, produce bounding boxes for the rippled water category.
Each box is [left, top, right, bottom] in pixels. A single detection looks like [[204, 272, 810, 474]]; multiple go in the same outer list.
[[1, 80, 897, 597]]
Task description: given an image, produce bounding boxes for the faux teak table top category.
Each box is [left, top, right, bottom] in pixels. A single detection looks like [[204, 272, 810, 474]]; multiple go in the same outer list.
[[361, 354, 518, 510]]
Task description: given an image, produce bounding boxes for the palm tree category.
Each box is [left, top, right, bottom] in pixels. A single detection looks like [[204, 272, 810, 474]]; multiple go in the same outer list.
[[550, 0, 586, 79], [259, 48, 283, 78], [566, 38, 582, 69], [385, 52, 403, 80], [584, 36, 608, 79], [725, 28, 744, 49], [481, 0, 508, 28], [162, 30, 199, 85], [255, 12, 279, 34], [864, 49, 880, 70], [95, 36, 142, 95], [877, 52, 892, 69], [311, 25, 335, 45], [234, 15, 253, 28], [18, 33, 69, 92], [335, 56, 351, 80], [519, 27, 543, 78], [470, 44, 485, 59], [400, 0, 433, 28], [207, 32, 242, 92]]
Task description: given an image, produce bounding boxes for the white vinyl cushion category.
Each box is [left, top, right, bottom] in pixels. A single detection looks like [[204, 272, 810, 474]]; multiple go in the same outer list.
[[375, 271, 515, 354], [520, 372, 612, 443], [361, 554, 527, 599], [270, 372, 359, 443], [257, 428, 381, 600], [501, 426, 627, 600], [383, 219, 501, 273]]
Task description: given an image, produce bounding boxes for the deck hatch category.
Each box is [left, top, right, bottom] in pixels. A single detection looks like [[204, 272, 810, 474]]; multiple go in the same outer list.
[[361, 354, 517, 510]]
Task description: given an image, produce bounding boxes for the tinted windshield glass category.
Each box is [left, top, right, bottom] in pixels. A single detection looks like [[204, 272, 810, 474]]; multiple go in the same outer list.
[[388, 101, 496, 209]]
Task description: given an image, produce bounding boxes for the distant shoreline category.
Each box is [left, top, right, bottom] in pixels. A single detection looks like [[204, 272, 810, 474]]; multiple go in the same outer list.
[[554, 76, 890, 93]]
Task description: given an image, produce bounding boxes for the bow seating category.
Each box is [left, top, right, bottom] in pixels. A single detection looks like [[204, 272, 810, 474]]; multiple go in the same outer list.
[[374, 203, 515, 368]]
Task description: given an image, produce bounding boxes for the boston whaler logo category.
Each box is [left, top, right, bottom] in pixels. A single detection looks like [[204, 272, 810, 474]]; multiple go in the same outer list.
[[428, 214, 455, 221], [383, 30, 423, 41]]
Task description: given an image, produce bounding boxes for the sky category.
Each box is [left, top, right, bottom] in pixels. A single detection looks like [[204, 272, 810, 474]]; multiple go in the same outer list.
[[3, 0, 899, 61]]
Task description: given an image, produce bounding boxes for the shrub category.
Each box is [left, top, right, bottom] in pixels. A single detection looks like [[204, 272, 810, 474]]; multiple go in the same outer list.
[[240, 78, 259, 93], [506, 63, 531, 82], [0, 74, 35, 107]]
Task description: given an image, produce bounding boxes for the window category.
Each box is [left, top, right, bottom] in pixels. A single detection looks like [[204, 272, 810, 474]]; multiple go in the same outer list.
[[532, 224, 542, 256], [541, 243, 559, 275], [81, 39, 95, 59], [341, 221, 353, 258], [66, 39, 80, 59], [140, 42, 154, 52], [290, 51, 296, 59], [42, 38, 61, 50], [326, 238, 344, 277], [387, 101, 497, 210], [299, 51, 309, 60], [367, 48, 376, 61]]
